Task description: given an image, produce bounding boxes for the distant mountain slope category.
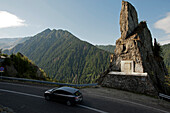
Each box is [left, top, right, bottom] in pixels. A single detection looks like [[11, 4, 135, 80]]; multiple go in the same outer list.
[[161, 43, 170, 74], [0, 37, 30, 49], [96, 45, 115, 53], [4, 29, 110, 84]]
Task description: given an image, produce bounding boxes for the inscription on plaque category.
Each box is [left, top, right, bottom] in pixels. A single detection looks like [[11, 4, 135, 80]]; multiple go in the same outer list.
[[124, 63, 131, 73], [121, 60, 134, 74]]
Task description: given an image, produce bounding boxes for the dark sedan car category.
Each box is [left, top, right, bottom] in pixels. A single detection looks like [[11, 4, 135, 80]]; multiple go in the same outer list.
[[44, 87, 83, 106]]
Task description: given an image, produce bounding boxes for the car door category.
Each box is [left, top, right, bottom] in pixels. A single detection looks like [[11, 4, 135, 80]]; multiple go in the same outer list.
[[52, 90, 63, 102]]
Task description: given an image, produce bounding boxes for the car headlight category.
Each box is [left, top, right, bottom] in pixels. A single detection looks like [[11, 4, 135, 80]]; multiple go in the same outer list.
[[45, 91, 51, 94]]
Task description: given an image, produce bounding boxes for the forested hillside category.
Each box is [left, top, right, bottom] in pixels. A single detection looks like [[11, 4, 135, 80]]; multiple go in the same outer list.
[[4, 29, 110, 84], [0, 53, 47, 80], [96, 45, 115, 53], [161, 43, 170, 74]]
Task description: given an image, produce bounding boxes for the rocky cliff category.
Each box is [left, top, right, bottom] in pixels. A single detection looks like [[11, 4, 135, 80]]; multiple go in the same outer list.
[[98, 1, 169, 95]]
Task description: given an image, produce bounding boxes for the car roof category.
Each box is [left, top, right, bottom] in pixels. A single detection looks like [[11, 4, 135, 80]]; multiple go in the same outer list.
[[57, 87, 79, 94]]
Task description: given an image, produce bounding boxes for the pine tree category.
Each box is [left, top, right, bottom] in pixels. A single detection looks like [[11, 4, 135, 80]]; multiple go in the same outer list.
[[153, 38, 162, 57]]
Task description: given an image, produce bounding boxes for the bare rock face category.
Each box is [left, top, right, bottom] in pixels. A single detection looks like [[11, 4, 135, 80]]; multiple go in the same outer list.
[[113, 21, 153, 74], [120, 1, 138, 39], [98, 1, 169, 95]]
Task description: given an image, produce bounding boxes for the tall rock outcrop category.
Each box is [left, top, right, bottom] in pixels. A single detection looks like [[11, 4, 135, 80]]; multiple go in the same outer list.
[[120, 1, 138, 40], [98, 1, 169, 95]]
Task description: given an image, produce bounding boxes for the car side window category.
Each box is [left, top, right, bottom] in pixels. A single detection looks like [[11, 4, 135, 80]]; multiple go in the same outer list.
[[62, 91, 72, 95], [53, 90, 72, 95], [53, 90, 62, 94]]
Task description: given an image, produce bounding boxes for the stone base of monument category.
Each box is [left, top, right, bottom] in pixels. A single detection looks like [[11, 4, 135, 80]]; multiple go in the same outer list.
[[108, 71, 148, 76], [100, 73, 158, 96]]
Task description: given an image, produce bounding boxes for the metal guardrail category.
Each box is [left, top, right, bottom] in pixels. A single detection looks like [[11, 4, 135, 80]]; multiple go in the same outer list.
[[0, 76, 98, 87], [159, 93, 170, 100]]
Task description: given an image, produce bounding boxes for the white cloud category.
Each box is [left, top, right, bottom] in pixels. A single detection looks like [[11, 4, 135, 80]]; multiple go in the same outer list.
[[154, 12, 170, 34], [157, 35, 170, 45], [0, 11, 26, 28]]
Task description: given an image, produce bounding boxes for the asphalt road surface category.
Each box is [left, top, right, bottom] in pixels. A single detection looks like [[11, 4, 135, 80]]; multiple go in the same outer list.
[[0, 81, 169, 113]]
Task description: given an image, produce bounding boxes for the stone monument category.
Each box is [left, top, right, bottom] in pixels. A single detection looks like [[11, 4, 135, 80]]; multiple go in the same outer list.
[[98, 1, 169, 96]]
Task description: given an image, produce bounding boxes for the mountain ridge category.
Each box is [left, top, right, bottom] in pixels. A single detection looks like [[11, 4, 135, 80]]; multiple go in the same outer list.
[[4, 29, 110, 84]]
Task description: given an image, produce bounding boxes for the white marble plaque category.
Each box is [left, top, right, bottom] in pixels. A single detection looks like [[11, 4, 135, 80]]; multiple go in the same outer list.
[[121, 60, 134, 74]]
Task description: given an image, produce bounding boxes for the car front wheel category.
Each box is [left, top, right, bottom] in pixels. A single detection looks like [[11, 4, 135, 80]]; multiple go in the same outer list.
[[66, 100, 72, 106], [45, 95, 50, 101]]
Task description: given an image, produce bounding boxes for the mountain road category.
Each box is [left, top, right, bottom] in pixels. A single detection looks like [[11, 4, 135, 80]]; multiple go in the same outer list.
[[0, 81, 169, 113]]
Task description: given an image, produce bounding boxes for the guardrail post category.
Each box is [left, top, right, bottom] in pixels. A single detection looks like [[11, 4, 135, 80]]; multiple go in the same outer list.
[[159, 93, 170, 101]]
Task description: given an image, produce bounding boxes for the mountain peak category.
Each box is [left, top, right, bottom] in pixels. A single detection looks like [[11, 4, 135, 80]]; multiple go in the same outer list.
[[43, 28, 52, 33], [41, 29, 71, 35], [36, 28, 52, 37]]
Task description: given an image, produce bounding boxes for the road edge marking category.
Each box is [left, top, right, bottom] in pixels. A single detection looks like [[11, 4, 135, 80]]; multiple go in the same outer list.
[[77, 104, 108, 113], [0, 89, 44, 99]]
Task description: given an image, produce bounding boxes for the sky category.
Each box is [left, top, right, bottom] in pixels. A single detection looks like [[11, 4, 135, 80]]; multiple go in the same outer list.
[[0, 0, 170, 45]]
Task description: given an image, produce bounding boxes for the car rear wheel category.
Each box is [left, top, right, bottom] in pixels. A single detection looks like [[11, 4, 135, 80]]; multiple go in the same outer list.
[[45, 95, 50, 101], [66, 100, 72, 106]]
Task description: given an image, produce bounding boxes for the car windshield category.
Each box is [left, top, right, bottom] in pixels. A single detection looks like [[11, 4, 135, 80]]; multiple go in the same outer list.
[[48, 87, 58, 92], [74, 91, 81, 96]]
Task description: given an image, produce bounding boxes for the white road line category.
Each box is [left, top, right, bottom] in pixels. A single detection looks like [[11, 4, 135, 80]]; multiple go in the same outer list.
[[0, 89, 44, 99], [90, 94, 170, 113], [0, 88, 108, 113], [77, 104, 108, 113], [0, 82, 48, 89]]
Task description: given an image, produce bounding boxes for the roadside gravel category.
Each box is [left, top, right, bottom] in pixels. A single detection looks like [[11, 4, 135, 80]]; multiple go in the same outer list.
[[0, 105, 15, 113], [81, 87, 170, 112]]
